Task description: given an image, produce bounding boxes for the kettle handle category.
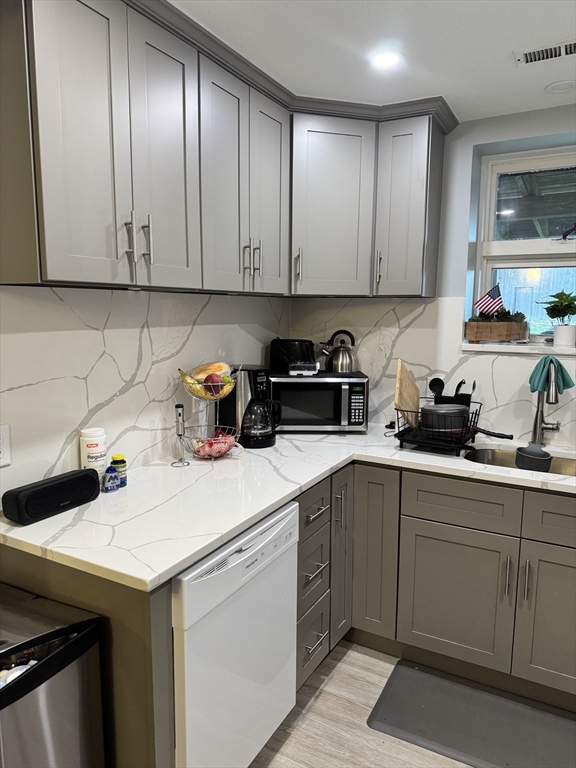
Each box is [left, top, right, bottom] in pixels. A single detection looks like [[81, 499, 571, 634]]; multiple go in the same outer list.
[[328, 329, 355, 347]]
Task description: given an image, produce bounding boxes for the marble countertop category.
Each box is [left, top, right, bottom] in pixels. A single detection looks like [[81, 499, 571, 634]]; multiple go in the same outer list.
[[1, 428, 574, 591]]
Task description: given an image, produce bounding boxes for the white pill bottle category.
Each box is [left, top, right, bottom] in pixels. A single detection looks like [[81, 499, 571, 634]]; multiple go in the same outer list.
[[79, 427, 107, 486]]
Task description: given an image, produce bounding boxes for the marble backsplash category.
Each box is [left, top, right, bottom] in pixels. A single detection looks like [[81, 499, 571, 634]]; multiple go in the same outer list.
[[291, 296, 576, 449], [0, 286, 289, 492]]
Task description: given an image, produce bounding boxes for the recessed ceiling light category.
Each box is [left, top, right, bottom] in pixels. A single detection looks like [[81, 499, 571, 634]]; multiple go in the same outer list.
[[544, 80, 575, 93], [371, 51, 404, 69]]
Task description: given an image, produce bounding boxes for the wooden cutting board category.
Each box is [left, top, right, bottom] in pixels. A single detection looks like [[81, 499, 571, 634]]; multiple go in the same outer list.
[[394, 360, 420, 428]]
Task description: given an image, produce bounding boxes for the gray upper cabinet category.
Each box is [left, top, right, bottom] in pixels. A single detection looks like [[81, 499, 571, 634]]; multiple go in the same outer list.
[[249, 90, 290, 294], [128, 10, 202, 290], [373, 116, 443, 297], [397, 517, 519, 672], [352, 465, 400, 640], [512, 540, 576, 694], [27, 0, 134, 284], [200, 57, 250, 292], [292, 114, 376, 295], [330, 465, 354, 648]]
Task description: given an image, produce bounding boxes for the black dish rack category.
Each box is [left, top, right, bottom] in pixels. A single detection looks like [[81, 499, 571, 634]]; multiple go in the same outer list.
[[395, 398, 482, 455]]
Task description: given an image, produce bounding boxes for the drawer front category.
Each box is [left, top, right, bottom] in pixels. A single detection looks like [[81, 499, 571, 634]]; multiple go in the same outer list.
[[402, 472, 523, 536], [297, 522, 331, 619], [522, 491, 576, 548], [296, 478, 332, 543], [296, 590, 330, 690]]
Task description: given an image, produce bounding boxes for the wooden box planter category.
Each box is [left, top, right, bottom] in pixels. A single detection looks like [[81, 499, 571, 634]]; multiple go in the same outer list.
[[464, 322, 528, 343]]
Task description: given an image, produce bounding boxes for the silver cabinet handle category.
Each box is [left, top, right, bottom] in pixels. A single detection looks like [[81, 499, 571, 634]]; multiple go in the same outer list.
[[524, 559, 530, 601], [305, 630, 328, 656], [304, 561, 329, 583], [295, 247, 302, 281], [333, 490, 345, 529], [142, 214, 154, 265], [253, 239, 263, 275], [125, 210, 137, 263], [504, 554, 511, 597], [249, 237, 255, 277], [375, 249, 382, 284], [306, 504, 330, 523]]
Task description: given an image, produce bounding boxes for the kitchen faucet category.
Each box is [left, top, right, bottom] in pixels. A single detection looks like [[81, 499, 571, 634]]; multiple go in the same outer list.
[[530, 359, 560, 447]]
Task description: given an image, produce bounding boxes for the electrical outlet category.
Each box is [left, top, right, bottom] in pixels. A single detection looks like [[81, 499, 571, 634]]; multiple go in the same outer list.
[[0, 424, 12, 467]]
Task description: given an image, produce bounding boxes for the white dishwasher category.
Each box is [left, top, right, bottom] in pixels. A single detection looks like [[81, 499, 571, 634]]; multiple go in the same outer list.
[[172, 502, 299, 768]]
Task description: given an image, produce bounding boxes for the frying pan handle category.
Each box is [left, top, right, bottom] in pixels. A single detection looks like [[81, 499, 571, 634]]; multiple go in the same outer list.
[[473, 427, 514, 440], [328, 329, 355, 347]]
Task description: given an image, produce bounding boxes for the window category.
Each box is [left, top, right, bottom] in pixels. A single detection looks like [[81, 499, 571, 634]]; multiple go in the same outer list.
[[477, 149, 576, 337]]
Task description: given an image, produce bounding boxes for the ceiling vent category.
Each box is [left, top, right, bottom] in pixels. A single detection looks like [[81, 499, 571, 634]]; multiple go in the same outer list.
[[515, 40, 576, 66]]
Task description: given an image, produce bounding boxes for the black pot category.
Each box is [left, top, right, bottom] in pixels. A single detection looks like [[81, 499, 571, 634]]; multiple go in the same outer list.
[[420, 404, 513, 440]]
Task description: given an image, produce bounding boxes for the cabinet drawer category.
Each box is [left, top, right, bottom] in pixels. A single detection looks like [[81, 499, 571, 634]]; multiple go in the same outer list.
[[296, 478, 332, 544], [298, 522, 330, 619], [402, 472, 523, 536], [522, 492, 576, 548], [296, 590, 330, 690]]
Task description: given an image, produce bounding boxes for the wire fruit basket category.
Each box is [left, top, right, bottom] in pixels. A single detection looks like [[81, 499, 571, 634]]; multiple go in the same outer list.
[[178, 369, 236, 402], [180, 425, 240, 460], [395, 398, 483, 454]]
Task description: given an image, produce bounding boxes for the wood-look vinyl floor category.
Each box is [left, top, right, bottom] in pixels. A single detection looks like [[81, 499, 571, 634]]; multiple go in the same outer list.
[[249, 641, 469, 768]]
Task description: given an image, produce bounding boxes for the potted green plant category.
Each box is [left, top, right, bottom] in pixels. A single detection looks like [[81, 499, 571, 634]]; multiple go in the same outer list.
[[464, 308, 528, 343], [538, 291, 576, 347]]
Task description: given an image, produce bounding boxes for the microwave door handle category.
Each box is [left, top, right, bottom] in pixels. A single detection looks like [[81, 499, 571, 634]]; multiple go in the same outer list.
[[341, 384, 349, 427]]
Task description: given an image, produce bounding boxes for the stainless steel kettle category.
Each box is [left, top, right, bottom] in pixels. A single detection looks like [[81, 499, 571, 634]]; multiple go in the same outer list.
[[322, 330, 358, 372]]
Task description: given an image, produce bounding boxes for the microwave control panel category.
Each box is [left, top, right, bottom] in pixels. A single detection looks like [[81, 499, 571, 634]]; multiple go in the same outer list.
[[349, 384, 367, 425]]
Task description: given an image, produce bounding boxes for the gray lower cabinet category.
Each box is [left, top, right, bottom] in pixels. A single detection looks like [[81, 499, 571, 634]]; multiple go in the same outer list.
[[297, 478, 332, 543], [522, 491, 576, 549], [512, 540, 576, 694], [373, 115, 443, 297], [402, 471, 523, 536], [397, 516, 519, 673], [296, 591, 331, 690], [128, 9, 202, 290], [298, 523, 331, 619], [330, 465, 354, 648], [291, 114, 376, 295], [352, 465, 400, 640]]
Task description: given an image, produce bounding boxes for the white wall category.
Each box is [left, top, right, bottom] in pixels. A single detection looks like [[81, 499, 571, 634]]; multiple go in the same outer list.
[[0, 286, 289, 492]]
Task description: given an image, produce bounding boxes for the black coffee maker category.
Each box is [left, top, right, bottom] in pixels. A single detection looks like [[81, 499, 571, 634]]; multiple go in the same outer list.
[[239, 369, 281, 449]]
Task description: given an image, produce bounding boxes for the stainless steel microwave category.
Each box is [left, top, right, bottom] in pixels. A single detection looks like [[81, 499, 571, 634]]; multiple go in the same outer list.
[[270, 372, 369, 432]]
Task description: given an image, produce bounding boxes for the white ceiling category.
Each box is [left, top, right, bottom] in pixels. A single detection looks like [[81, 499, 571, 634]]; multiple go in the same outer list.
[[167, 0, 576, 122]]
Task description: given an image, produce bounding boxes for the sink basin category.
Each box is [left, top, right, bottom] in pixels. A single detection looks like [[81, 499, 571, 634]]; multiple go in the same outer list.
[[464, 448, 576, 476]]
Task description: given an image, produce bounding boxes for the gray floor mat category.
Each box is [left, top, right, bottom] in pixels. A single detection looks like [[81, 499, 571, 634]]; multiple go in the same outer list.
[[367, 659, 576, 768]]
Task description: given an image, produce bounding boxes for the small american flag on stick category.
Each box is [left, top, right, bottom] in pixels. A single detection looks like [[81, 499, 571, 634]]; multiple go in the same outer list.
[[474, 284, 504, 315]]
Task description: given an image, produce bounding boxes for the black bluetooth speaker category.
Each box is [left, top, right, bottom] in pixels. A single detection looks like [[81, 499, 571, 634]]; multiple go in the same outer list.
[[2, 469, 100, 525]]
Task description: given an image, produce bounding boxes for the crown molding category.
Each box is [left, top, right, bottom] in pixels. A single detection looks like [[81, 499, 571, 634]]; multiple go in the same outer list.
[[127, 0, 459, 133]]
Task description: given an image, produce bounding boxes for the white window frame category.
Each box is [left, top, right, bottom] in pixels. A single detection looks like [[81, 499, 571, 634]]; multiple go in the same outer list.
[[475, 146, 576, 337]]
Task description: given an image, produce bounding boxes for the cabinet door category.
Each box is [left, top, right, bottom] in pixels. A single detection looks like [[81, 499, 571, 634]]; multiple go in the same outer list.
[[330, 465, 354, 648], [352, 466, 400, 639], [200, 56, 250, 292], [512, 540, 576, 694], [397, 517, 519, 672], [249, 90, 290, 295], [30, 0, 133, 284], [374, 116, 442, 297], [292, 114, 375, 295], [128, 10, 201, 289]]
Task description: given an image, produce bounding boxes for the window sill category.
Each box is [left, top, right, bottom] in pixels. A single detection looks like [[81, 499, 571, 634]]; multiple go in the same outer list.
[[461, 342, 576, 357]]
